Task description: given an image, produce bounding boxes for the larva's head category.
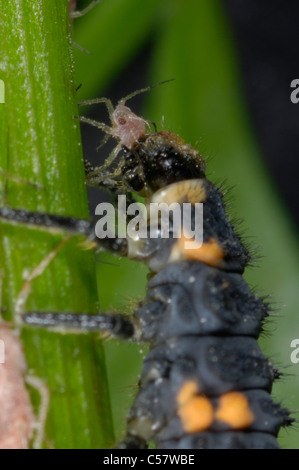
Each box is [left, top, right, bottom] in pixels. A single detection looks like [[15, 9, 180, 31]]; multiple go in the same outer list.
[[121, 130, 206, 195]]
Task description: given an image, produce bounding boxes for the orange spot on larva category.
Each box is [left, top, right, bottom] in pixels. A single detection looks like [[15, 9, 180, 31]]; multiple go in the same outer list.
[[176, 381, 213, 433], [171, 236, 224, 268], [215, 392, 254, 429], [178, 396, 214, 433], [177, 381, 198, 405]]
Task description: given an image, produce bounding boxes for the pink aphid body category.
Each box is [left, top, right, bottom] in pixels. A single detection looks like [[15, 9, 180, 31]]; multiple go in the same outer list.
[[0, 323, 34, 449], [111, 104, 147, 149]]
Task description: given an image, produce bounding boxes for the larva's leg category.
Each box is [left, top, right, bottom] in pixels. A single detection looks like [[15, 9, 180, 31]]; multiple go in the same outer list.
[[22, 311, 136, 340], [0, 207, 93, 236], [0, 207, 129, 256]]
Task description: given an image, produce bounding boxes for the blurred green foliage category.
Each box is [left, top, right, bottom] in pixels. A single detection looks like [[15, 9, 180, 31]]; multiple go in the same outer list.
[[74, 0, 299, 448]]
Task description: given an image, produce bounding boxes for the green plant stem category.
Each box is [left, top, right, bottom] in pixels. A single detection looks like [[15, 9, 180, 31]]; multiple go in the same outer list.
[[0, 0, 114, 448]]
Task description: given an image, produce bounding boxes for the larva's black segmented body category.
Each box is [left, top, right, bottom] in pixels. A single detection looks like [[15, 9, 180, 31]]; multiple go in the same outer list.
[[0, 86, 293, 449]]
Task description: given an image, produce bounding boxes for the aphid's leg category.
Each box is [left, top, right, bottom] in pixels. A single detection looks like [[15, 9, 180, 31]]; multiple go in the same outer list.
[[85, 161, 138, 228], [84, 160, 118, 188], [96, 133, 111, 150], [74, 115, 112, 135], [26, 375, 50, 450], [85, 151, 124, 189], [78, 97, 114, 118], [85, 155, 139, 217], [101, 143, 122, 169], [22, 311, 137, 340], [85, 144, 123, 180], [76, 114, 123, 167], [70, 0, 101, 18], [69, 0, 101, 55], [14, 236, 71, 329], [72, 42, 92, 55]]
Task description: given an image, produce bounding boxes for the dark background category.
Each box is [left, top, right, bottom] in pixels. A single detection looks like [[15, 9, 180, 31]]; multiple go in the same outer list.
[[225, 0, 299, 227]]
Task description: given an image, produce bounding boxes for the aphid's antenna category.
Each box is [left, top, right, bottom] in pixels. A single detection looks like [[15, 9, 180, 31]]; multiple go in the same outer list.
[[77, 79, 174, 125], [119, 78, 174, 106]]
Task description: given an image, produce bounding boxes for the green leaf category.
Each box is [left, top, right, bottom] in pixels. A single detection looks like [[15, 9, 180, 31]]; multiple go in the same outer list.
[[0, 0, 114, 449]]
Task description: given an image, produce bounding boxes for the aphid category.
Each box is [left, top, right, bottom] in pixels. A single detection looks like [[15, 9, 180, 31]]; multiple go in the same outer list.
[[0, 270, 49, 450], [77, 79, 176, 185], [0, 86, 293, 449]]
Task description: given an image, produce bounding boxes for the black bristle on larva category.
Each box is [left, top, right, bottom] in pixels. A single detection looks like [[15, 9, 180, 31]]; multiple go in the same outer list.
[[7, 90, 291, 449]]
